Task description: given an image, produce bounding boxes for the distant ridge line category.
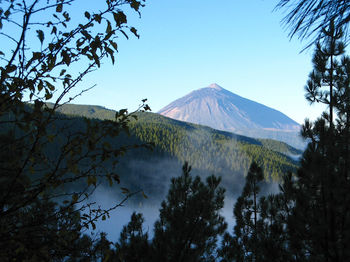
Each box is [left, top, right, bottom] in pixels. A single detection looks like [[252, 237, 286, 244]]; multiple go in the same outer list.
[[158, 83, 304, 149]]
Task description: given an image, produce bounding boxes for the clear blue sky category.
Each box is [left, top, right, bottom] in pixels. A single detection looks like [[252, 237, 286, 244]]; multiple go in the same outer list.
[[72, 0, 326, 124]]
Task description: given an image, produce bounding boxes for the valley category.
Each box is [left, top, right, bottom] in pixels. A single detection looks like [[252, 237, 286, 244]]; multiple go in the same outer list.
[[53, 103, 301, 204]]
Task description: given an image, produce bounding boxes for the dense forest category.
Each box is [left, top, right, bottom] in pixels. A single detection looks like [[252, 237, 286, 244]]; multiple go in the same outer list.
[[27, 103, 298, 205], [53, 103, 300, 180], [1, 0, 350, 261]]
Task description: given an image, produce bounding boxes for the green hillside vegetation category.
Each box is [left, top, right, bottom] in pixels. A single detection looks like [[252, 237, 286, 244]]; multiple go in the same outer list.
[[258, 138, 301, 156], [53, 103, 301, 153], [52, 103, 300, 186], [129, 112, 299, 179]]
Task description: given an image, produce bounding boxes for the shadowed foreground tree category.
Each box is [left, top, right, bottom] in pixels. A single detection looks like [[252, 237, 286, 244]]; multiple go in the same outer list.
[[106, 162, 227, 262], [232, 162, 264, 262], [0, 0, 150, 260], [304, 21, 345, 124], [283, 22, 350, 261], [219, 162, 270, 262], [281, 117, 350, 262], [0, 199, 81, 261], [151, 162, 227, 262], [113, 212, 150, 262], [222, 16, 350, 261], [220, 131, 350, 262], [285, 68, 350, 261]]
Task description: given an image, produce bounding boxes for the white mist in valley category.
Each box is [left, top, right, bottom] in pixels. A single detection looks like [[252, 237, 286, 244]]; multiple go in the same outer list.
[[85, 185, 161, 242], [87, 185, 241, 242], [84, 132, 283, 243]]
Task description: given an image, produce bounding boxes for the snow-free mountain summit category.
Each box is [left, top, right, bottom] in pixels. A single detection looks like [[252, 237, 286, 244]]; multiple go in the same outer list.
[[158, 83, 303, 148]]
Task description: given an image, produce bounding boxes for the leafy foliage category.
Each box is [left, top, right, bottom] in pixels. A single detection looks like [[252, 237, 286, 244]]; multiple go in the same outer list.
[[0, 199, 81, 261], [0, 0, 149, 260]]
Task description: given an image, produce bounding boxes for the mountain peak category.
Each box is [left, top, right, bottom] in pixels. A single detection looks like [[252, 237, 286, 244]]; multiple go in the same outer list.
[[207, 83, 223, 90], [158, 84, 303, 148]]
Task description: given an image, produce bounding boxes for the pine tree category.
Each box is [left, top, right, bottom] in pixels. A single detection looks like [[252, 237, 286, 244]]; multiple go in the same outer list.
[[114, 212, 150, 262], [256, 193, 291, 262], [304, 21, 345, 125], [283, 21, 350, 261], [284, 118, 350, 261], [219, 162, 264, 262], [276, 0, 350, 45], [152, 162, 227, 262]]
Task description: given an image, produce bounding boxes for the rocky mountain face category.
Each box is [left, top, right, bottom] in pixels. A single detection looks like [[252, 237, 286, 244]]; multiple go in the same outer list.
[[158, 83, 304, 149]]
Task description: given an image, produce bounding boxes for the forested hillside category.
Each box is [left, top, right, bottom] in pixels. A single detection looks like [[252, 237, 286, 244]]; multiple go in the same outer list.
[[51, 103, 301, 200], [129, 112, 299, 178]]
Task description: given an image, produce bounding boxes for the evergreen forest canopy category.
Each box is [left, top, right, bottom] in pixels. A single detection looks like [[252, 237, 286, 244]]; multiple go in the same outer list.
[[52, 103, 300, 181], [1, 0, 350, 261]]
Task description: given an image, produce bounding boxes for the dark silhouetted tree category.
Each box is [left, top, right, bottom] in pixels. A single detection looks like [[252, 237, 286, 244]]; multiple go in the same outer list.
[[152, 162, 227, 262], [285, 116, 350, 261], [0, 0, 151, 260], [284, 21, 350, 261], [114, 212, 150, 262], [219, 162, 264, 262], [0, 198, 89, 261], [272, 20, 350, 261], [304, 21, 345, 124], [234, 162, 263, 262]]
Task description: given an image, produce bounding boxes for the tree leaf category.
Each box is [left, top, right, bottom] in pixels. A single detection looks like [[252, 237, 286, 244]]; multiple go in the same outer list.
[[106, 20, 112, 34], [85, 11, 90, 19], [130, 1, 141, 12], [36, 30, 45, 44], [94, 14, 102, 23], [38, 80, 43, 91], [121, 187, 130, 194], [113, 174, 120, 184], [51, 26, 57, 35], [6, 64, 17, 73], [120, 30, 129, 40], [105, 46, 114, 64], [113, 11, 127, 27], [109, 40, 118, 51], [130, 27, 139, 38], [142, 191, 148, 199], [45, 81, 55, 91], [45, 91, 53, 100], [56, 3, 63, 13]]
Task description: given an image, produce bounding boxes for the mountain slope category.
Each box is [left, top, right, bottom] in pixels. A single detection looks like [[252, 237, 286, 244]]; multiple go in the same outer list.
[[158, 83, 304, 149], [54, 103, 300, 170], [51, 102, 302, 201]]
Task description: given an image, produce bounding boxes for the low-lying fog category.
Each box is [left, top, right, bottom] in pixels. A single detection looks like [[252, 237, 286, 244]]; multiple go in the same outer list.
[[85, 175, 280, 243], [86, 187, 238, 242]]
